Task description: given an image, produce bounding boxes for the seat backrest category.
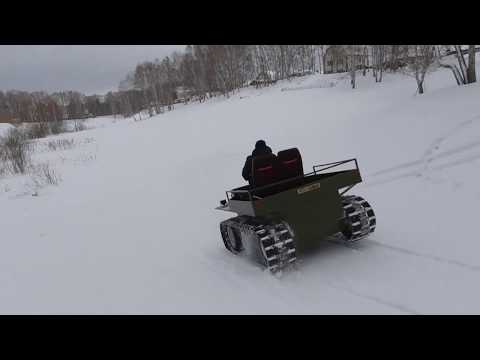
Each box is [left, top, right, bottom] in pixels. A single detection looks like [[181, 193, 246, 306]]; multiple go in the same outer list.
[[251, 154, 282, 188], [278, 148, 304, 180]]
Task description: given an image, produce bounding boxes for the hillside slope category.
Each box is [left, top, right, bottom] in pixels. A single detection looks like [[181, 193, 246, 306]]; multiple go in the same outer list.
[[2, 65, 480, 314]]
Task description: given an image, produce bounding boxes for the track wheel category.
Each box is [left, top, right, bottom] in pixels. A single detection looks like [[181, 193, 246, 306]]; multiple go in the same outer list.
[[220, 221, 244, 254], [341, 195, 376, 242], [255, 221, 296, 272]]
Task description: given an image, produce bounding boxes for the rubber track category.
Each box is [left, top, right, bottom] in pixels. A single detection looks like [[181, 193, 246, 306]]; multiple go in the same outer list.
[[220, 217, 296, 273], [341, 195, 376, 242], [254, 221, 296, 272]]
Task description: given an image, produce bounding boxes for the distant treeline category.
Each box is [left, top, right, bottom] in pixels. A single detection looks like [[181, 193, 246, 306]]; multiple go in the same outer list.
[[115, 44, 476, 109], [113, 45, 320, 118], [0, 90, 112, 123], [0, 45, 476, 123]]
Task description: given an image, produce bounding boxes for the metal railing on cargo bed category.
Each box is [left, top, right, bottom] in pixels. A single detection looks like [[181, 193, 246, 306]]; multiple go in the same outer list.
[[227, 158, 360, 202]]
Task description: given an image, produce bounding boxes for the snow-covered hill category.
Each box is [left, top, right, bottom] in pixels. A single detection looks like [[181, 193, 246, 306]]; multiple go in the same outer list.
[[2, 65, 480, 314]]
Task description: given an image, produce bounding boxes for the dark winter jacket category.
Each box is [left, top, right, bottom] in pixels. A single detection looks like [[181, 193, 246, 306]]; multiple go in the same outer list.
[[242, 141, 273, 183]]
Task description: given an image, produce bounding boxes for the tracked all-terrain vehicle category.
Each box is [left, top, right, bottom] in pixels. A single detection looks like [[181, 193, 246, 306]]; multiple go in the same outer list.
[[215, 148, 376, 273]]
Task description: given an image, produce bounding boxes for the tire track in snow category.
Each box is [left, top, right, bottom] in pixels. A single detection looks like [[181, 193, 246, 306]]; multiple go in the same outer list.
[[320, 238, 480, 314], [365, 240, 480, 273], [364, 151, 480, 186], [292, 257, 418, 314], [301, 239, 419, 314], [420, 114, 480, 168], [322, 279, 419, 314], [214, 242, 418, 313], [369, 139, 480, 177], [331, 238, 480, 274], [366, 114, 480, 186]]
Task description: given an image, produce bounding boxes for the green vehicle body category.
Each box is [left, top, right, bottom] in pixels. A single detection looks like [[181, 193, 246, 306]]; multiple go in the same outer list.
[[219, 159, 363, 253]]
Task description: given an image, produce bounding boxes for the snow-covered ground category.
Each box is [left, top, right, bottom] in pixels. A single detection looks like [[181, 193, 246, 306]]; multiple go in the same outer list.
[[2, 63, 480, 314], [0, 123, 14, 137]]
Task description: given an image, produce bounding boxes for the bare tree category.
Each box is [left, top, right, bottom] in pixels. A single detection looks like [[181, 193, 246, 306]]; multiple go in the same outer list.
[[454, 45, 469, 84], [344, 45, 361, 89], [362, 45, 368, 76], [372, 45, 386, 82], [467, 45, 477, 83], [317, 45, 330, 74], [439, 45, 476, 86], [409, 45, 436, 94]]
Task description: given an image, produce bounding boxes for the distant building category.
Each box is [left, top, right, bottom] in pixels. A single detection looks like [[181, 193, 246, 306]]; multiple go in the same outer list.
[[0, 112, 17, 123], [324, 46, 368, 74], [289, 70, 314, 78], [96, 94, 107, 104], [174, 86, 195, 103], [250, 71, 277, 87], [51, 93, 70, 107]]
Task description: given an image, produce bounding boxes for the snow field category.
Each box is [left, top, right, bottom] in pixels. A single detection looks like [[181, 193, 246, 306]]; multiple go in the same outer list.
[[1, 62, 480, 314]]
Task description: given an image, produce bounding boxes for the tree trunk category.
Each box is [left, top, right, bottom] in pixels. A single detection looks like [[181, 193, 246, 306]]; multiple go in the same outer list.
[[467, 45, 476, 83], [322, 49, 326, 74], [455, 45, 468, 84], [391, 46, 398, 71], [350, 51, 356, 89], [152, 83, 160, 114], [417, 80, 424, 94], [362, 46, 367, 76]]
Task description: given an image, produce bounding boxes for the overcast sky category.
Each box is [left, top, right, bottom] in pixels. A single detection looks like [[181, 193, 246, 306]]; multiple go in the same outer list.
[[0, 45, 185, 95]]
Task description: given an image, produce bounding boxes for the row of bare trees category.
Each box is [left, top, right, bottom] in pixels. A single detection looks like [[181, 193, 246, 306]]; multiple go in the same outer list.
[[1, 46, 318, 123], [322, 45, 476, 94], [114, 45, 319, 118], [0, 90, 113, 123], [397, 45, 476, 94], [0, 90, 63, 123], [1, 45, 477, 124], [439, 45, 477, 86]]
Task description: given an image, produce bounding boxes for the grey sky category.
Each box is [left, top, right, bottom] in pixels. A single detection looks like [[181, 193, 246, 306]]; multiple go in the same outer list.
[[0, 45, 185, 95]]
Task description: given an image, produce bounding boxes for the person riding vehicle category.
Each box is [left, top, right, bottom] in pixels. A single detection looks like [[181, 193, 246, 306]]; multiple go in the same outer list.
[[242, 140, 274, 185]]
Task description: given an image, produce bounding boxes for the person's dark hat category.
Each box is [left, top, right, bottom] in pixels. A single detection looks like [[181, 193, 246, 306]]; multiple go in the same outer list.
[[255, 140, 267, 149]]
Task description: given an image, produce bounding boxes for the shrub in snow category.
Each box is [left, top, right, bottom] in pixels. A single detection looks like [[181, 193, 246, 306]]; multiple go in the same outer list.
[[48, 120, 67, 135], [73, 120, 86, 132], [0, 157, 7, 177], [47, 138, 75, 151], [32, 163, 61, 186], [25, 122, 50, 139], [0, 128, 31, 174]]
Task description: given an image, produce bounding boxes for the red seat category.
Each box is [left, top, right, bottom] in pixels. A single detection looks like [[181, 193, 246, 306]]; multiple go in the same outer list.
[[278, 148, 303, 180], [251, 154, 282, 188]]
